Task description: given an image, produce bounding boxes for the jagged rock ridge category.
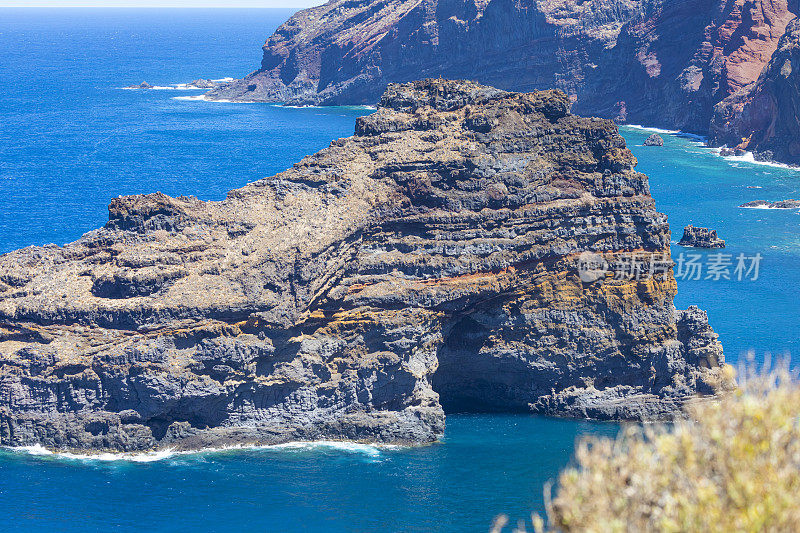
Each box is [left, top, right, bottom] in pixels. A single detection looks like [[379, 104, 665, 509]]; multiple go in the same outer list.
[[0, 80, 726, 453]]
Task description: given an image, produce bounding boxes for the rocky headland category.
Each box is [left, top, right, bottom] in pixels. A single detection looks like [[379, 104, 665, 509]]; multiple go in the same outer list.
[[678, 225, 726, 248], [709, 17, 800, 166], [0, 80, 727, 453], [205, 0, 798, 163]]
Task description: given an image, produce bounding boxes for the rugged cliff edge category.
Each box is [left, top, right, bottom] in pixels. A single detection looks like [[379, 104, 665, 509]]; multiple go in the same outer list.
[[710, 17, 800, 165], [0, 80, 726, 453], [207, 0, 796, 138]]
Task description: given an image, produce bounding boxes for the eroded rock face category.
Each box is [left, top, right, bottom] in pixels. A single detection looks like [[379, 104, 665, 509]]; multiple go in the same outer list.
[[0, 80, 726, 453], [207, 0, 796, 136], [710, 17, 800, 165]]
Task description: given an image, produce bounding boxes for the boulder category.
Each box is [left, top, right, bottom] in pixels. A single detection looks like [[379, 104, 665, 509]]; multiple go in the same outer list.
[[644, 134, 664, 146], [678, 225, 726, 248]]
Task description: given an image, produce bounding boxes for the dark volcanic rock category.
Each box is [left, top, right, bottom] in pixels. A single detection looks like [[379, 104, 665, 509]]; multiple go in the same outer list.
[[0, 80, 728, 453], [752, 150, 775, 163], [188, 79, 217, 89], [644, 134, 664, 147], [739, 199, 800, 209], [678, 225, 726, 248], [207, 0, 796, 137], [125, 82, 153, 90], [719, 147, 747, 157], [710, 17, 800, 166]]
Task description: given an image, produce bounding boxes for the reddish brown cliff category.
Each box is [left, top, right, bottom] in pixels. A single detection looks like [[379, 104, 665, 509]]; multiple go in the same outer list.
[[207, 0, 796, 138], [710, 16, 800, 164]]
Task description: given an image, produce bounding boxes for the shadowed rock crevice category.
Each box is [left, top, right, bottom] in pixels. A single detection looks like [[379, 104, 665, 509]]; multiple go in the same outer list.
[[0, 79, 726, 452]]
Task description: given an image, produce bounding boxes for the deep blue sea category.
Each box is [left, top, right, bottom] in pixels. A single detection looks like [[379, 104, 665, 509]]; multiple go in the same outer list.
[[0, 8, 798, 532]]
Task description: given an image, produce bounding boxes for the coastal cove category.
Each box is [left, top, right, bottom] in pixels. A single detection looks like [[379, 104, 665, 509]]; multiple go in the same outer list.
[[0, 8, 799, 532]]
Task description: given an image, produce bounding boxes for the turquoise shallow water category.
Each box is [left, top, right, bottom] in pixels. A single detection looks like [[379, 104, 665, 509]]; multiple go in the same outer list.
[[0, 8, 798, 532]]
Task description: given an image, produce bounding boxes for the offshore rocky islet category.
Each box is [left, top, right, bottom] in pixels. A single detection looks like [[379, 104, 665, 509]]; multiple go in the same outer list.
[[0, 80, 726, 452]]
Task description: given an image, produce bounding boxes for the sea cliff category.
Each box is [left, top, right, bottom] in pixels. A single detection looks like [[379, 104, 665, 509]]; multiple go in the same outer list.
[[710, 16, 800, 165], [207, 0, 796, 146], [0, 80, 725, 452]]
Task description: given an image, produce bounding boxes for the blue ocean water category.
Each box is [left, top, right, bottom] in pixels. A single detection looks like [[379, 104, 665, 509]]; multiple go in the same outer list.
[[0, 9, 797, 532], [622, 127, 800, 363]]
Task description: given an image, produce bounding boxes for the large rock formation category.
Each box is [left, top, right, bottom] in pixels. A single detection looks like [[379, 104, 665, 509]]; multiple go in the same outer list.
[[678, 225, 726, 248], [644, 134, 664, 147], [207, 0, 796, 137], [710, 16, 800, 165], [0, 80, 726, 453]]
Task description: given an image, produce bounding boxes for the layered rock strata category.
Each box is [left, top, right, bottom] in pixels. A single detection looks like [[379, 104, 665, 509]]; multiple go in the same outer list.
[[0, 80, 726, 453]]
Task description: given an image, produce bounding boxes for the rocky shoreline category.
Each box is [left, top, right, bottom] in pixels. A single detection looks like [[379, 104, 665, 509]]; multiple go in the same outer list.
[[0, 80, 728, 453]]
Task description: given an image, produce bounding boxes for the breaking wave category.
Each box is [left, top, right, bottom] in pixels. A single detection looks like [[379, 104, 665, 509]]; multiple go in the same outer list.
[[625, 124, 681, 135], [173, 95, 208, 101], [6, 440, 402, 463], [714, 149, 800, 171]]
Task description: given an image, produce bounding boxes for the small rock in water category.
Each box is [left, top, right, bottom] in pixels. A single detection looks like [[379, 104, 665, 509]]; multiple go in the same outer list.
[[188, 79, 216, 89], [123, 81, 153, 89], [772, 199, 800, 209], [719, 147, 736, 157], [643, 133, 664, 146], [740, 199, 800, 209], [678, 225, 725, 248]]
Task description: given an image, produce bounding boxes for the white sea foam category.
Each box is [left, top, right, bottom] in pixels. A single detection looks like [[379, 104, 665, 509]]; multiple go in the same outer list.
[[269, 440, 385, 456], [10, 444, 177, 462], [121, 85, 197, 91], [171, 85, 208, 91], [6, 439, 401, 463], [121, 77, 236, 92], [738, 204, 799, 210], [175, 96, 257, 104], [173, 95, 208, 101], [339, 105, 377, 111], [624, 124, 680, 135], [716, 149, 800, 171], [273, 104, 321, 109]]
